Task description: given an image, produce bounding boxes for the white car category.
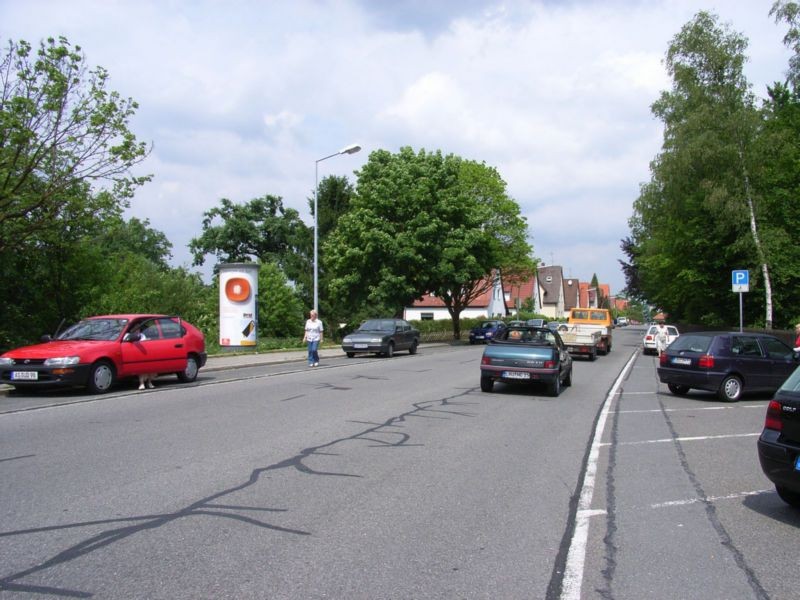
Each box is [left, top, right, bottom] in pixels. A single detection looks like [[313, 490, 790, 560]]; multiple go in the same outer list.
[[643, 324, 680, 355]]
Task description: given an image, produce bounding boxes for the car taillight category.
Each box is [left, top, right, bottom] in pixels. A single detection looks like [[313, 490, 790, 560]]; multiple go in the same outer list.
[[481, 356, 491, 365], [697, 355, 714, 368], [659, 353, 667, 365], [645, 335, 653, 341], [544, 360, 555, 368], [765, 400, 783, 431]]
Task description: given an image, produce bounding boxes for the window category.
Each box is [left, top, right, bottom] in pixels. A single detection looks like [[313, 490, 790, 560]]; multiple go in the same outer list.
[[762, 337, 792, 360], [421, 313, 434, 321], [732, 336, 762, 357], [159, 318, 184, 339]]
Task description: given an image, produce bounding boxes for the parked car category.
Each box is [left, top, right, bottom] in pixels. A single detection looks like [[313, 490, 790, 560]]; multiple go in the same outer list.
[[642, 324, 680, 355], [526, 318, 546, 328], [0, 314, 207, 394], [758, 366, 800, 507], [469, 320, 506, 344], [616, 316, 628, 326], [479, 325, 573, 396], [341, 318, 419, 358], [657, 331, 799, 401]]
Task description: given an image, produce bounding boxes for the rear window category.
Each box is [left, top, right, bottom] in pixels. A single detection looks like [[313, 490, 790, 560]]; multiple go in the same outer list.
[[780, 366, 800, 392], [668, 335, 712, 353]]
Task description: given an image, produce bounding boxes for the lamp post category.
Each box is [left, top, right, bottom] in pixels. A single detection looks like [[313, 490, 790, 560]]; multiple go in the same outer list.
[[314, 143, 361, 312]]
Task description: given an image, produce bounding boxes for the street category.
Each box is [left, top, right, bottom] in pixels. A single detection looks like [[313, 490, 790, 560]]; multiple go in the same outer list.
[[1, 328, 798, 599]]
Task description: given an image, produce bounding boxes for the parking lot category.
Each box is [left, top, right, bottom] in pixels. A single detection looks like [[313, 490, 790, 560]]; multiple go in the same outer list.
[[574, 341, 798, 600]]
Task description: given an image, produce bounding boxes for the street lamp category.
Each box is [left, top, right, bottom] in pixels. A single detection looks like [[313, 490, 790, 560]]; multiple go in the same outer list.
[[314, 143, 361, 312]]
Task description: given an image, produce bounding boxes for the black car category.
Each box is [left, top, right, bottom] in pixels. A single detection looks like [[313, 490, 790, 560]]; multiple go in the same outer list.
[[341, 318, 420, 358], [657, 331, 798, 401], [757, 366, 800, 507]]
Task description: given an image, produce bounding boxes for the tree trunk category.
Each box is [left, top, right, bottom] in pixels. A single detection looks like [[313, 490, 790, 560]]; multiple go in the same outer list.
[[739, 147, 773, 329]]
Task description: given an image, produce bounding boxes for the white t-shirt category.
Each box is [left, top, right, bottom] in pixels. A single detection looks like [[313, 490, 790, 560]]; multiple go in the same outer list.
[[305, 319, 324, 342]]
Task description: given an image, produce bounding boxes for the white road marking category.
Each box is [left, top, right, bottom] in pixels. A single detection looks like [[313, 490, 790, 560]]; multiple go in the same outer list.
[[651, 489, 773, 509], [617, 405, 764, 414], [561, 351, 639, 600], [600, 432, 760, 447]]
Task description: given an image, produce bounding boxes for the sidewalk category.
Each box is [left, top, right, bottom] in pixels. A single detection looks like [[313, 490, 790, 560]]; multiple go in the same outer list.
[[0, 347, 346, 397], [203, 347, 345, 371]]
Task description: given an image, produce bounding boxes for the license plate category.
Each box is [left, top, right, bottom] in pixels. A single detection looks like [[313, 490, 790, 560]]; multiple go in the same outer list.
[[672, 357, 691, 365], [795, 455, 800, 472], [11, 371, 38, 381], [502, 371, 530, 380], [354, 344, 368, 349], [475, 335, 484, 339]]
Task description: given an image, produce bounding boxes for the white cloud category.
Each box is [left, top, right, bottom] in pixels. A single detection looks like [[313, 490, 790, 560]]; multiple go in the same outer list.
[[1, 0, 792, 293]]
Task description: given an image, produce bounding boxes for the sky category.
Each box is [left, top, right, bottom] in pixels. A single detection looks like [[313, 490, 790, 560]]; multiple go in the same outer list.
[[1, 0, 792, 296]]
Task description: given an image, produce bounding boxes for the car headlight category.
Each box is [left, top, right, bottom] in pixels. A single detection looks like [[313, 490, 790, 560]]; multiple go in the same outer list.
[[370, 338, 382, 343], [0, 357, 14, 366], [43, 356, 80, 367], [343, 337, 352, 344]]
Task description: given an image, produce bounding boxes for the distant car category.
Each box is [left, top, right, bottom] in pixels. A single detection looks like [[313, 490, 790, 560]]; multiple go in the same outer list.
[[526, 318, 546, 328], [657, 331, 799, 401], [0, 314, 207, 394], [469, 320, 506, 344], [758, 366, 800, 507], [506, 320, 527, 328], [642, 324, 680, 355], [479, 325, 573, 396], [341, 318, 419, 358], [616, 317, 628, 326]]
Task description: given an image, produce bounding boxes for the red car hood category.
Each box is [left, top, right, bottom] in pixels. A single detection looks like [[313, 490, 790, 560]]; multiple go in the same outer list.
[[2, 340, 113, 359]]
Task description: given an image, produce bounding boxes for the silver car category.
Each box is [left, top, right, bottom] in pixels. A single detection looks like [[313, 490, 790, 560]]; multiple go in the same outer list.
[[643, 324, 679, 355]]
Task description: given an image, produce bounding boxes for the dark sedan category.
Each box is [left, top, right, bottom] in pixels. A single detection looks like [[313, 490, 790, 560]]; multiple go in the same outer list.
[[469, 320, 506, 344], [342, 319, 420, 358], [757, 366, 800, 507], [657, 331, 798, 401]]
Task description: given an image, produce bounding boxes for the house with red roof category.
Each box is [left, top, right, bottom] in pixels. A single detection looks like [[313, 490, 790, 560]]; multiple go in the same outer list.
[[404, 266, 614, 321]]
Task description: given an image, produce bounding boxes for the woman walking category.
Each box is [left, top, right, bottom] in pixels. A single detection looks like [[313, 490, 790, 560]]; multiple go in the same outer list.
[[303, 310, 324, 367]]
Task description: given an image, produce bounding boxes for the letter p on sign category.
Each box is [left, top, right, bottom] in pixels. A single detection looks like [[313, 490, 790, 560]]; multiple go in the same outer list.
[[732, 270, 749, 293]]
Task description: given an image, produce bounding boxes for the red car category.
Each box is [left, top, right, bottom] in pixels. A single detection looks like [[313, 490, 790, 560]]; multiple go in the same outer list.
[[0, 314, 207, 393]]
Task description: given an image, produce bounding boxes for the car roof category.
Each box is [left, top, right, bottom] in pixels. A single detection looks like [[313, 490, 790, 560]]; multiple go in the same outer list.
[[86, 314, 169, 320]]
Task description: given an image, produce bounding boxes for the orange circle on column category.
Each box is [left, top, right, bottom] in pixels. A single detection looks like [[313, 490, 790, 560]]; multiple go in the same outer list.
[[225, 277, 251, 302]]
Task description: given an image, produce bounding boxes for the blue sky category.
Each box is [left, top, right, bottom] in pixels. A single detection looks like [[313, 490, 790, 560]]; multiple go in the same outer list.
[[1, 0, 791, 295]]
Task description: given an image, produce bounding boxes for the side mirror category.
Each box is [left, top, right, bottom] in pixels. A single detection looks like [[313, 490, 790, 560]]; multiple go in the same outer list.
[[126, 331, 142, 342], [40, 334, 52, 343]]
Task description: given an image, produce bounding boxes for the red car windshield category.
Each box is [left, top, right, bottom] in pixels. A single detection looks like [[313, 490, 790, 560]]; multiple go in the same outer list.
[[57, 319, 129, 341]]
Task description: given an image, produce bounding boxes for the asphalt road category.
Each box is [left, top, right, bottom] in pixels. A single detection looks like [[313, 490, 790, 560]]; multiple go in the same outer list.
[[0, 329, 798, 599]]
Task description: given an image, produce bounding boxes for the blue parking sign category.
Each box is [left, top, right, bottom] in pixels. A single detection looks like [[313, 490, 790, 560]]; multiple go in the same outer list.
[[732, 270, 749, 292]]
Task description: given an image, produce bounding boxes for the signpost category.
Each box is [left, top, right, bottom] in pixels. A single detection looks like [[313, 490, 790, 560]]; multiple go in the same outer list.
[[732, 270, 749, 332]]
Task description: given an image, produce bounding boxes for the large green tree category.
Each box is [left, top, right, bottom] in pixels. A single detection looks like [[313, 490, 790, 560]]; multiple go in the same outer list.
[[324, 147, 534, 338], [0, 36, 150, 255], [625, 12, 772, 327], [189, 195, 311, 295]]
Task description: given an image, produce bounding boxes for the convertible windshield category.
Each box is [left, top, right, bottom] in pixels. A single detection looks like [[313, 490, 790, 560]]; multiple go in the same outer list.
[[57, 318, 129, 341], [359, 320, 395, 332]]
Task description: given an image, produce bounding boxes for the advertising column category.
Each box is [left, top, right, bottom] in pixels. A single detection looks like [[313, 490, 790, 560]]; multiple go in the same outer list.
[[219, 263, 259, 349]]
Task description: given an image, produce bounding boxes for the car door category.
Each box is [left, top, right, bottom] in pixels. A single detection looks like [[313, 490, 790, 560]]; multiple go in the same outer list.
[[760, 336, 797, 389], [120, 317, 187, 376], [730, 335, 770, 391], [396, 321, 410, 350]]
